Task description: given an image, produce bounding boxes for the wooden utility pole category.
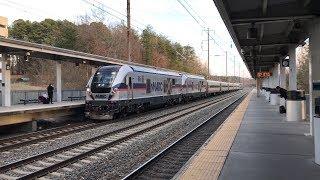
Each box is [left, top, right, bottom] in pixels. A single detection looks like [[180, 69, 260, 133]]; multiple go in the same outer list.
[[127, 0, 131, 61]]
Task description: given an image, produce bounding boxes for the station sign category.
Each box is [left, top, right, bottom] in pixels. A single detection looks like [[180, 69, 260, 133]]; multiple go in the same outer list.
[[257, 71, 272, 78]]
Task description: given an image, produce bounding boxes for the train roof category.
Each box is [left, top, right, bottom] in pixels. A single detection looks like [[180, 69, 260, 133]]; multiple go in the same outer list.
[[129, 65, 182, 77], [182, 74, 205, 80], [207, 80, 221, 83]]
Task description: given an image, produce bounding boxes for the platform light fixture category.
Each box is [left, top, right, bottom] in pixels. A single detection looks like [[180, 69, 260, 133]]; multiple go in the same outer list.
[[5, 63, 10, 70], [247, 23, 258, 39]]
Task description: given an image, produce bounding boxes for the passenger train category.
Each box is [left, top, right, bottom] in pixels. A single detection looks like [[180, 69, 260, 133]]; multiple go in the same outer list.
[[85, 64, 242, 120]]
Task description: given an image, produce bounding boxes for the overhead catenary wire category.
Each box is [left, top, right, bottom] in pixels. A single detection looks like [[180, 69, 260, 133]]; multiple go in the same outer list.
[[81, 0, 145, 31], [176, 0, 244, 78], [0, 1, 44, 19], [90, 0, 148, 29], [182, 0, 207, 25], [176, 0, 233, 54], [82, 0, 187, 60]]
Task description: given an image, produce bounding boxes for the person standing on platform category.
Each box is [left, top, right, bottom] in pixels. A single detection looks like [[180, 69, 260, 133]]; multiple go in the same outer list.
[[47, 84, 54, 104]]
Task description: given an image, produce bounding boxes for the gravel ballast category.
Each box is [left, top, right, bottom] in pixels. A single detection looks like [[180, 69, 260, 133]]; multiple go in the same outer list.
[[42, 92, 244, 179]]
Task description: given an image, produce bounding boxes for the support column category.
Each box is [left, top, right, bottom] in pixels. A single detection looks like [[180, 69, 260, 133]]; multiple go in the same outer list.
[[256, 78, 261, 97], [56, 61, 62, 103], [280, 62, 287, 89], [289, 45, 297, 90], [310, 18, 320, 164], [271, 65, 280, 88], [1, 54, 11, 107], [91, 67, 96, 76]]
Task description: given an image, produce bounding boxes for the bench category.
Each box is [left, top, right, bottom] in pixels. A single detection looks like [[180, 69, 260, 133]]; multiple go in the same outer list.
[[20, 99, 39, 105], [68, 96, 85, 101]]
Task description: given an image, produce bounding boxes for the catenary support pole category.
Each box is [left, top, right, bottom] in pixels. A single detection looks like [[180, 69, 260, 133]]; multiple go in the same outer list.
[[207, 28, 210, 75], [225, 51, 228, 82], [127, 0, 131, 62]]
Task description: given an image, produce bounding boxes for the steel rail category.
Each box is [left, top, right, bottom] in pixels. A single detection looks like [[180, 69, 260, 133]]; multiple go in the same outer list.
[[0, 92, 237, 152], [0, 92, 240, 179], [122, 92, 246, 180]]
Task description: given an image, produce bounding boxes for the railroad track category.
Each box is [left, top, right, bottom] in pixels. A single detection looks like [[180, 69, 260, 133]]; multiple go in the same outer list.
[[123, 92, 246, 180], [0, 122, 100, 152], [0, 92, 237, 152], [0, 92, 240, 179]]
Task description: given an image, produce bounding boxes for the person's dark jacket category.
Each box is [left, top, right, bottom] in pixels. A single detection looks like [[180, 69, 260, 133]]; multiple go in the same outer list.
[[47, 85, 54, 96], [278, 87, 287, 99]]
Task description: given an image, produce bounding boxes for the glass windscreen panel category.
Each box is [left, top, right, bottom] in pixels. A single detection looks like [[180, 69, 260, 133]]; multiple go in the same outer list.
[[91, 66, 120, 93]]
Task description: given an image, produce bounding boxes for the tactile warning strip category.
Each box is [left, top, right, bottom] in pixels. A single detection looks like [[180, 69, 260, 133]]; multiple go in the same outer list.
[[178, 92, 252, 180]]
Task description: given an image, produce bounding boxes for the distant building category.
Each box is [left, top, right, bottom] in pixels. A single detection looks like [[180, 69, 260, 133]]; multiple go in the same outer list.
[[0, 16, 8, 38]]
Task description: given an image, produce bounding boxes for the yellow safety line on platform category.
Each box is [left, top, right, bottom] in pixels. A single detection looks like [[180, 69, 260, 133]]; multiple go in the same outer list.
[[178, 92, 252, 180]]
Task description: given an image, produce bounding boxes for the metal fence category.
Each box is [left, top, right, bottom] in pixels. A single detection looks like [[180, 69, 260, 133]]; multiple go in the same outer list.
[[0, 90, 85, 106]]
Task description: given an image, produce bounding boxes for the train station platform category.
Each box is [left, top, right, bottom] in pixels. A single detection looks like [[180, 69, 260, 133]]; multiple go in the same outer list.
[[0, 101, 84, 127], [176, 90, 320, 180]]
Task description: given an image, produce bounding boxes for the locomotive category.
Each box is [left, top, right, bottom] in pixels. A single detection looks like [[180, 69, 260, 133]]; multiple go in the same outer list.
[[85, 64, 242, 120]]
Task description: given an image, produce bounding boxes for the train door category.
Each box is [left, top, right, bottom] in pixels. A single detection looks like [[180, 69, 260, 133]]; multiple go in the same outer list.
[[146, 79, 151, 94], [167, 78, 172, 95], [163, 79, 168, 94], [164, 78, 172, 95], [127, 76, 133, 100]]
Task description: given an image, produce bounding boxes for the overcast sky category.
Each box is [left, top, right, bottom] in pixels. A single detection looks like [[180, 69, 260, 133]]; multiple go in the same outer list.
[[0, 0, 251, 77]]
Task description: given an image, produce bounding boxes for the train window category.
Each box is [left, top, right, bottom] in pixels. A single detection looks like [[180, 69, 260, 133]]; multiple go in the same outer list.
[[129, 77, 132, 89], [146, 79, 151, 93], [91, 66, 120, 93]]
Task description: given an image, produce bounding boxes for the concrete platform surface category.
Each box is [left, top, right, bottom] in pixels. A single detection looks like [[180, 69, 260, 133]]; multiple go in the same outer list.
[[0, 101, 84, 126], [219, 92, 320, 180], [0, 101, 84, 115], [177, 91, 252, 180]]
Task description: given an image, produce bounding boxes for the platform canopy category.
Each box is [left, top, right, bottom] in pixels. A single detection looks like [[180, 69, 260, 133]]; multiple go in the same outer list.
[[213, 0, 320, 78], [0, 37, 176, 72]]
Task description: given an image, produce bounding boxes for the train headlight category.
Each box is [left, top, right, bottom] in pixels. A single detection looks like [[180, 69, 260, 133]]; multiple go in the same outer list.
[[86, 87, 91, 92], [111, 88, 118, 94]]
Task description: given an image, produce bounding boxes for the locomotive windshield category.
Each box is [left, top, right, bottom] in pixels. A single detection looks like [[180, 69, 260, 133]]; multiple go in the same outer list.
[[91, 66, 120, 93]]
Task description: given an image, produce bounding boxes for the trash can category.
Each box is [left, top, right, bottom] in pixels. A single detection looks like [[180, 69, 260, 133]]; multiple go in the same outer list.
[[270, 88, 279, 105], [286, 90, 303, 122], [314, 97, 320, 165], [265, 88, 271, 102]]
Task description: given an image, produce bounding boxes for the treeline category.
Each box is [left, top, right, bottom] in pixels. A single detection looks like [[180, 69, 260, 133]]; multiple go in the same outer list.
[[297, 44, 309, 91], [9, 19, 208, 89]]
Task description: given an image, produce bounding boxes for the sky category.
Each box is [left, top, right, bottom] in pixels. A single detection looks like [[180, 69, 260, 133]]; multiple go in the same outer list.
[[0, 0, 251, 78]]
